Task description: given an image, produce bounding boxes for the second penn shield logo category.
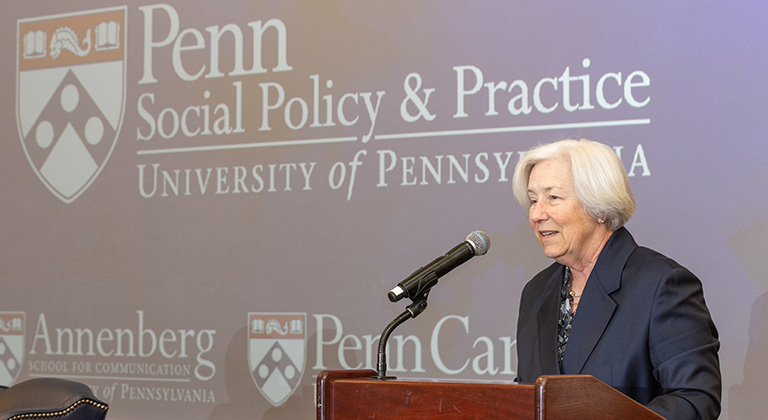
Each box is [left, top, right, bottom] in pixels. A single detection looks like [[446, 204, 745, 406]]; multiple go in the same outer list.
[[248, 313, 306, 406], [16, 7, 126, 203]]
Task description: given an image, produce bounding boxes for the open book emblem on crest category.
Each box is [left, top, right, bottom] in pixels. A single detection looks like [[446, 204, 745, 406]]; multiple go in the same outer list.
[[16, 7, 126, 203], [248, 313, 307, 406]]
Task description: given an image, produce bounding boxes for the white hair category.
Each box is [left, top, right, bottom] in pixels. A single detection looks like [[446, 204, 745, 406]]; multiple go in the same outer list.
[[512, 139, 636, 231]]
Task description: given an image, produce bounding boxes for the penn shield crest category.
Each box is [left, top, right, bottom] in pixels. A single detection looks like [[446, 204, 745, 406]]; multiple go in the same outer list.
[[0, 312, 25, 387], [16, 7, 126, 203], [248, 313, 306, 406]]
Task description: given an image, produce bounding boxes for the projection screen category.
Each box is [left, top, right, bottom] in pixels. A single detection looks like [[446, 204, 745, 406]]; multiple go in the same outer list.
[[1, 1, 766, 419]]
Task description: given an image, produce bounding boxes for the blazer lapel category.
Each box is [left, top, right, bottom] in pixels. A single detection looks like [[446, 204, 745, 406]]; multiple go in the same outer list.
[[535, 266, 564, 375], [561, 269, 617, 373], [561, 228, 637, 374]]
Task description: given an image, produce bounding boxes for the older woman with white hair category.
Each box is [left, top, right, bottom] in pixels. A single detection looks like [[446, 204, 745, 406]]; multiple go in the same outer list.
[[512, 139, 721, 420]]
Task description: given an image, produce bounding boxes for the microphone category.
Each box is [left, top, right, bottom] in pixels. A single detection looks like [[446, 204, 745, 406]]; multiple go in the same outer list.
[[388, 230, 490, 303]]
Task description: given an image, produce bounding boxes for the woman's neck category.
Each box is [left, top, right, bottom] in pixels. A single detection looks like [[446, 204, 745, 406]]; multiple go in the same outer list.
[[566, 229, 613, 292]]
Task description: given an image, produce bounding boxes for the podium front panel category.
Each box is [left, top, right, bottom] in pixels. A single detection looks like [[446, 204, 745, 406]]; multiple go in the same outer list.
[[317, 370, 535, 420]]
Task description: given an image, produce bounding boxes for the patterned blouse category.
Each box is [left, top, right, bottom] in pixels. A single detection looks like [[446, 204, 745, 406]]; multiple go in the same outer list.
[[557, 266, 573, 373]]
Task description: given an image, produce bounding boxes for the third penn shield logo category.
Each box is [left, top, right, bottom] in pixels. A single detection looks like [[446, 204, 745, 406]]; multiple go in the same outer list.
[[248, 313, 306, 406], [16, 7, 126, 203]]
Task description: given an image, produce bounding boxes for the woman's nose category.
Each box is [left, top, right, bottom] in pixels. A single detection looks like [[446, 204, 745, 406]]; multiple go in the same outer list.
[[529, 202, 547, 222]]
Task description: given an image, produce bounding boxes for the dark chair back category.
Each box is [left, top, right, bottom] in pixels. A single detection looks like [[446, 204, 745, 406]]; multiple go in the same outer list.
[[0, 378, 108, 420]]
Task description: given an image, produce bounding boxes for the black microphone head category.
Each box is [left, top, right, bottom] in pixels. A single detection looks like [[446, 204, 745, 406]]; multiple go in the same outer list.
[[465, 230, 490, 256]]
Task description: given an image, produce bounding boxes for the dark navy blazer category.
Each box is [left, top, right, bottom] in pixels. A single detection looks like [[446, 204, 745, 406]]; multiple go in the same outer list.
[[515, 227, 721, 420]]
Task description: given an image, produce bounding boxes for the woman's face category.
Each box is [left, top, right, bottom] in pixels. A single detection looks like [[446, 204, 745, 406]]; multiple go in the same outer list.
[[526, 158, 606, 268]]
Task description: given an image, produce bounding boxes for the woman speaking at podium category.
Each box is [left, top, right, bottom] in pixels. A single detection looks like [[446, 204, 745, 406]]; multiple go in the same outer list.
[[511, 139, 721, 419]]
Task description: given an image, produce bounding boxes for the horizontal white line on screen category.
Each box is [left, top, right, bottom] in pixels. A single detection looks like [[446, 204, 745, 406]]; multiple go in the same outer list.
[[374, 118, 651, 141], [135, 118, 650, 155]]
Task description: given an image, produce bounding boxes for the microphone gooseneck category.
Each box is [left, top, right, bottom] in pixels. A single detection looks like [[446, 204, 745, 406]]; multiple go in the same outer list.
[[375, 230, 490, 380]]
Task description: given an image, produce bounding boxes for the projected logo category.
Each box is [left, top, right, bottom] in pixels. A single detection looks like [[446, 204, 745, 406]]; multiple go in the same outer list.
[[16, 7, 126, 203], [0, 312, 25, 387], [248, 313, 306, 406]]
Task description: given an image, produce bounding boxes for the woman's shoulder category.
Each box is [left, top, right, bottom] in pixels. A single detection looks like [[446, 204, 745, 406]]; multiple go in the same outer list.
[[523, 261, 562, 292], [630, 245, 688, 272], [625, 245, 700, 289]]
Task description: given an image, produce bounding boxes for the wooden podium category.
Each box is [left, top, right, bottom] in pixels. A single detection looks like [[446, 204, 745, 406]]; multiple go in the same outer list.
[[316, 369, 665, 420]]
